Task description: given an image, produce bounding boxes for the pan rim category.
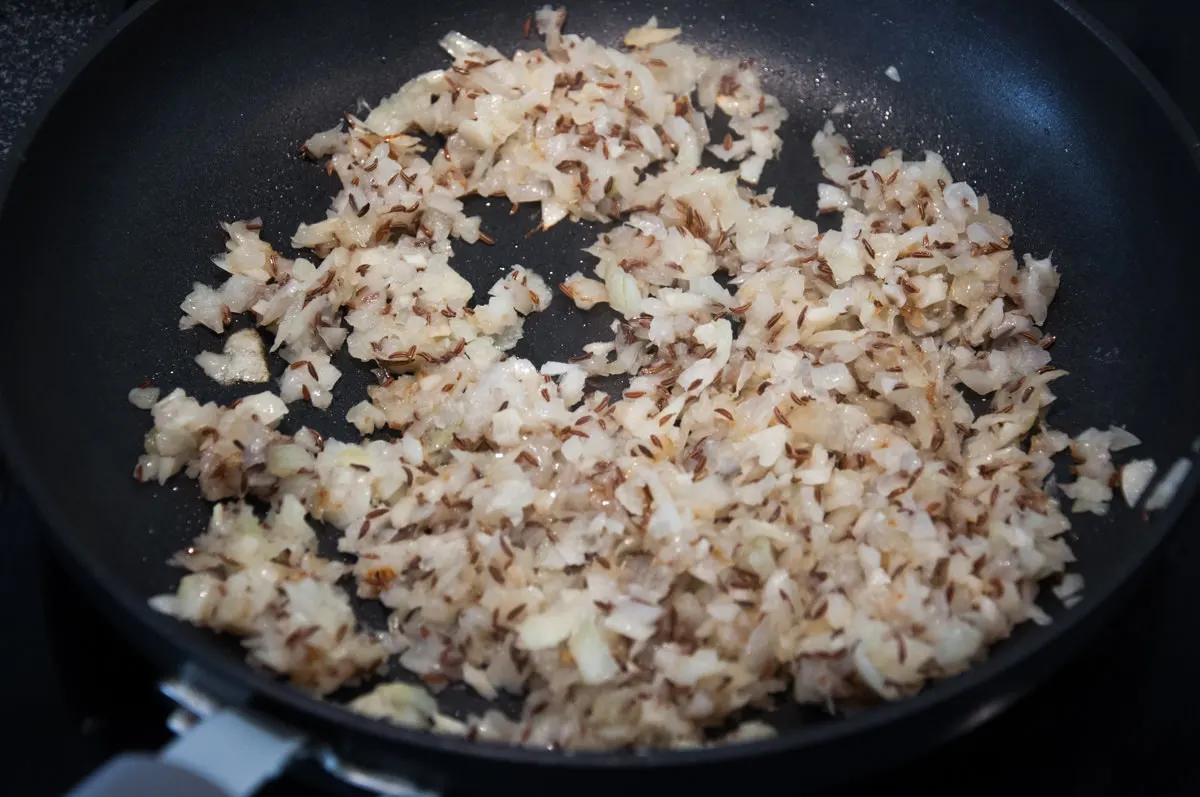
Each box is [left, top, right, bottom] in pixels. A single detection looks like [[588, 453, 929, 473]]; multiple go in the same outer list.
[[0, 0, 1197, 775]]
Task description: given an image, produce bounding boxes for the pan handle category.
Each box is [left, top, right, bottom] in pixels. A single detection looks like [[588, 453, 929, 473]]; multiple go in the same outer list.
[[64, 709, 303, 797], [65, 754, 233, 797], [161, 677, 442, 797]]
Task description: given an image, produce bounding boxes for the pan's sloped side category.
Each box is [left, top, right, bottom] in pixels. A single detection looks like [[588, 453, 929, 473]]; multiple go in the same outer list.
[[1, 0, 1198, 792]]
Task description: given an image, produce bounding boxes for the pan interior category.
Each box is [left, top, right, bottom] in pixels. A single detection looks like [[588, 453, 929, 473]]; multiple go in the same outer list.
[[2, 0, 1198, 747]]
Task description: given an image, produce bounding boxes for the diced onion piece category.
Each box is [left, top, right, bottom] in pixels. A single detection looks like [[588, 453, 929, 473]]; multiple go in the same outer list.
[[1145, 458, 1192, 512], [1121, 459, 1157, 507]]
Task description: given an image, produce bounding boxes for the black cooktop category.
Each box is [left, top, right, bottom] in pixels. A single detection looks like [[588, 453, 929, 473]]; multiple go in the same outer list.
[[3, 2, 1200, 795]]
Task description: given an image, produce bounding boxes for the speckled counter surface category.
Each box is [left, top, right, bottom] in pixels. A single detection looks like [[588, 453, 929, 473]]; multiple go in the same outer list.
[[0, 0, 113, 160]]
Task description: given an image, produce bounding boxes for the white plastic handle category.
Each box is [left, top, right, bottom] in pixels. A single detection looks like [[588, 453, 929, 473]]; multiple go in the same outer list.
[[67, 754, 232, 797], [65, 709, 303, 797]]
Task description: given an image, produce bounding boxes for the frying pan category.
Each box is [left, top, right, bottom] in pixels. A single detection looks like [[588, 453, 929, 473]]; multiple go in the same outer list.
[[2, 0, 1199, 794]]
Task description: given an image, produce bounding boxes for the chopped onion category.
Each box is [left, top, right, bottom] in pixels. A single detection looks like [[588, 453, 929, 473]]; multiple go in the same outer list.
[[1145, 458, 1192, 512], [136, 11, 1137, 752], [1121, 459, 1157, 507]]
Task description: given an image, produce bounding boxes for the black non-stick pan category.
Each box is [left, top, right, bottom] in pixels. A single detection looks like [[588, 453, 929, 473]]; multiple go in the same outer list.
[[2, 0, 1199, 794]]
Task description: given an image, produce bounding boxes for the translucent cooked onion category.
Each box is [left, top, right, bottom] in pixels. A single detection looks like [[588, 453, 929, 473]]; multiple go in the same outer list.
[[135, 9, 1151, 750]]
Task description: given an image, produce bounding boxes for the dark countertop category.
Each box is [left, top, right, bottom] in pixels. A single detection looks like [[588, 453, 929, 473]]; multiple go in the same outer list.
[[2, 2, 1199, 796], [0, 0, 110, 160]]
